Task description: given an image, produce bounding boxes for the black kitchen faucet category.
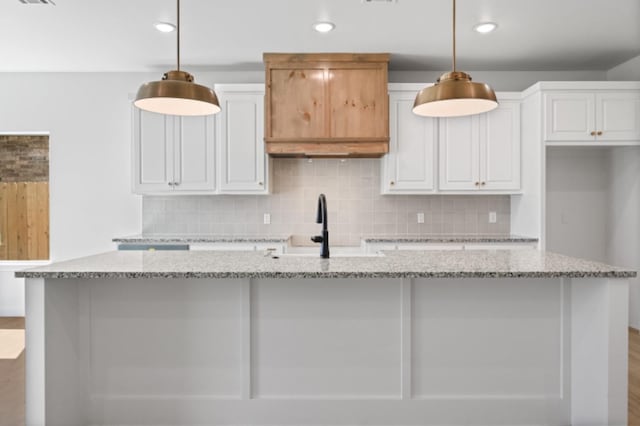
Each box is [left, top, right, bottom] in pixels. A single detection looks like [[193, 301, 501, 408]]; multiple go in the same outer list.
[[311, 193, 330, 258]]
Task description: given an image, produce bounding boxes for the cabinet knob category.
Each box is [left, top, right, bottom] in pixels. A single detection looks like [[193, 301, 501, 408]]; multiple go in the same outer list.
[[168, 182, 174, 186], [390, 181, 395, 186], [481, 182, 486, 186], [174, 182, 180, 186], [590, 131, 597, 136], [475, 181, 480, 186], [597, 131, 603, 136], [259, 182, 263, 186]]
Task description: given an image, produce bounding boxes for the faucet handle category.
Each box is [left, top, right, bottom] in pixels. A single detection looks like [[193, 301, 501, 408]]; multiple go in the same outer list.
[[311, 235, 324, 243]]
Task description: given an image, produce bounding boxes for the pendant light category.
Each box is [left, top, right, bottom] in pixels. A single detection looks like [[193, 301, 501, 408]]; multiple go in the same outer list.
[[134, 0, 220, 116], [413, 0, 497, 117]]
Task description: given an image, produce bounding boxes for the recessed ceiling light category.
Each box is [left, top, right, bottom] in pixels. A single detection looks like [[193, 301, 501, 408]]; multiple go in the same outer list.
[[313, 21, 336, 33], [473, 22, 498, 34], [154, 22, 176, 33]]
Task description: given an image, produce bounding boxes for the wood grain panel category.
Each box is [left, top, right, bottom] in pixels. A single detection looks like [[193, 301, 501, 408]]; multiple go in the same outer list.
[[264, 53, 389, 157], [0, 183, 7, 259], [329, 67, 387, 139], [0, 181, 49, 260], [268, 68, 326, 139], [36, 182, 49, 259]]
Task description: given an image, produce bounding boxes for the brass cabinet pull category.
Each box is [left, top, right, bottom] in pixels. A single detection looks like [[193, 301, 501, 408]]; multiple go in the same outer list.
[[174, 182, 180, 186], [597, 131, 603, 136], [259, 182, 264, 186], [168, 182, 174, 186], [481, 182, 486, 186], [590, 131, 597, 136], [475, 181, 480, 186], [390, 181, 395, 186]]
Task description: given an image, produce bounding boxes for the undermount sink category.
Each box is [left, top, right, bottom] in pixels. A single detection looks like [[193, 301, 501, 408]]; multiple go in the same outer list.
[[274, 252, 385, 258], [271, 246, 385, 258]]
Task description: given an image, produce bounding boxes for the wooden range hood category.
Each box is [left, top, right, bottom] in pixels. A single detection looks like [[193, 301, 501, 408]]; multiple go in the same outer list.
[[264, 53, 390, 158]]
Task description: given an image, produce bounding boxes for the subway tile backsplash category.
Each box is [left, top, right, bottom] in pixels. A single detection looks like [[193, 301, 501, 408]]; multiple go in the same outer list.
[[143, 158, 511, 246]]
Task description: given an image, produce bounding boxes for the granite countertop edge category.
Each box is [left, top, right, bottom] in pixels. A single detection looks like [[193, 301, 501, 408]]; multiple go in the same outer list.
[[15, 271, 636, 279], [15, 250, 636, 280]]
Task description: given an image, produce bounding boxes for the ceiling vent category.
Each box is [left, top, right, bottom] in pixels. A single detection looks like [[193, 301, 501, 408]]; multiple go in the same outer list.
[[18, 0, 56, 4]]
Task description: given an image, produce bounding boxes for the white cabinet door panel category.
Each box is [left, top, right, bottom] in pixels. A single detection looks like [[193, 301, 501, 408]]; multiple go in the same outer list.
[[175, 115, 216, 191], [596, 92, 640, 141], [544, 92, 595, 141], [383, 93, 436, 193], [482, 101, 521, 190], [133, 109, 173, 193], [219, 92, 267, 193], [439, 116, 480, 190], [217, 86, 268, 194]]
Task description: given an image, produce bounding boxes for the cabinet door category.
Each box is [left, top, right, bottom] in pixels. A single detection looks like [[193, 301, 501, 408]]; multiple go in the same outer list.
[[267, 68, 326, 139], [173, 115, 216, 192], [480, 100, 521, 190], [329, 66, 388, 139], [218, 90, 268, 193], [438, 115, 480, 190], [383, 92, 436, 193], [596, 91, 640, 141], [544, 92, 595, 141], [132, 108, 174, 194]]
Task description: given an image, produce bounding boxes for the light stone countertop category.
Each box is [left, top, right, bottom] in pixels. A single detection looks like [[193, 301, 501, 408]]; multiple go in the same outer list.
[[16, 249, 635, 279], [113, 234, 291, 244], [362, 234, 538, 243]]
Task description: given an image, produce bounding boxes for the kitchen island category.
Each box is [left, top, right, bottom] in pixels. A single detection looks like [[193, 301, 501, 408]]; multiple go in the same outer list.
[[18, 249, 635, 426]]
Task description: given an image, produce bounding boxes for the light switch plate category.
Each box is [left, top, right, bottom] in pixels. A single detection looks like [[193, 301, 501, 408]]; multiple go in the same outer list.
[[417, 212, 425, 224], [489, 211, 497, 223], [263, 213, 271, 225]]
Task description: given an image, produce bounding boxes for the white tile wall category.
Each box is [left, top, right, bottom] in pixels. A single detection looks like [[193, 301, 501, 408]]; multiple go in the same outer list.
[[143, 159, 511, 246]]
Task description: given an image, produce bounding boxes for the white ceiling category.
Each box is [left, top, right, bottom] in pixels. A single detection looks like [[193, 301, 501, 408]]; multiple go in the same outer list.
[[1, 0, 639, 72]]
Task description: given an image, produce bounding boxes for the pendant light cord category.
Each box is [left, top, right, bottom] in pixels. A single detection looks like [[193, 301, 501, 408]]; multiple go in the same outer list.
[[452, 0, 456, 72], [176, 0, 181, 71]]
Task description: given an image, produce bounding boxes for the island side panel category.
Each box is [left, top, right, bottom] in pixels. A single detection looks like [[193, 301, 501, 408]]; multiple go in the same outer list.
[[25, 278, 45, 426], [571, 277, 629, 426]]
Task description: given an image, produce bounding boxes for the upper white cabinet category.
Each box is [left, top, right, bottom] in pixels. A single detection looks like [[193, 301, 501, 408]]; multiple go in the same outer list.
[[132, 109, 216, 194], [382, 85, 437, 193], [544, 90, 640, 143], [216, 84, 269, 194], [439, 97, 521, 192]]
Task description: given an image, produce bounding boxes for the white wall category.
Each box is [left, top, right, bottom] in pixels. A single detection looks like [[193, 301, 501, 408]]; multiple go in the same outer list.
[[545, 147, 611, 262], [607, 54, 640, 81], [608, 148, 640, 328]]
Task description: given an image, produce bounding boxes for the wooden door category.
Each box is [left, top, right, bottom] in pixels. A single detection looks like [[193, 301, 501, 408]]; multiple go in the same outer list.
[[267, 67, 326, 140], [329, 66, 387, 139]]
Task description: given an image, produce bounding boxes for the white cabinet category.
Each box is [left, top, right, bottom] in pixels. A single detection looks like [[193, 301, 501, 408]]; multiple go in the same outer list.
[[132, 109, 216, 194], [363, 241, 536, 254], [216, 84, 269, 194], [544, 91, 640, 143], [382, 86, 436, 193], [439, 98, 521, 192]]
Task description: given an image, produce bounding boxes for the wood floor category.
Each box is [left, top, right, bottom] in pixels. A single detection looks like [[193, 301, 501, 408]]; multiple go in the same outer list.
[[1, 317, 640, 425], [0, 317, 25, 426]]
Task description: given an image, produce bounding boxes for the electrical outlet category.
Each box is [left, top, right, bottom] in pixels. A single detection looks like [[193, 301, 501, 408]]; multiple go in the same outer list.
[[263, 213, 271, 225], [489, 211, 497, 223], [417, 212, 425, 224]]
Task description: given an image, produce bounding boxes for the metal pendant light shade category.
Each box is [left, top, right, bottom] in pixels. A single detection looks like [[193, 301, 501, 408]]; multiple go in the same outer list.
[[134, 0, 220, 116], [413, 0, 497, 117]]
